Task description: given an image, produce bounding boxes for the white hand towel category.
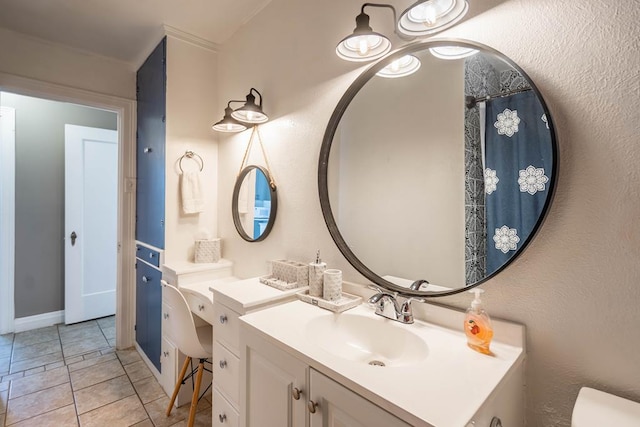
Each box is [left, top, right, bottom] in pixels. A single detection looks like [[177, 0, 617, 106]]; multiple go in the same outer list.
[[181, 171, 204, 214]]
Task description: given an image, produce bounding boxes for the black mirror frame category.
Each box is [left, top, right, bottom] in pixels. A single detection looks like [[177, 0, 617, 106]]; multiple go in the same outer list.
[[232, 165, 278, 242], [318, 38, 559, 298]]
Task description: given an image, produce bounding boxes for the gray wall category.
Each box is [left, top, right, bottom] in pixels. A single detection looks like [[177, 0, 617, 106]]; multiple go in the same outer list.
[[0, 92, 117, 318]]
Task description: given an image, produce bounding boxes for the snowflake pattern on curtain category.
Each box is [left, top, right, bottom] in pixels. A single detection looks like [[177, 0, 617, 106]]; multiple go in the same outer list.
[[494, 108, 520, 137], [518, 166, 549, 195], [493, 226, 520, 253], [484, 168, 499, 194]]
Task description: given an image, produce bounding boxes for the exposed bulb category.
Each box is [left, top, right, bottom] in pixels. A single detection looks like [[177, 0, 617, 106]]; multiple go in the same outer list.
[[225, 123, 233, 131], [358, 38, 369, 56], [390, 59, 401, 72], [246, 111, 255, 121]]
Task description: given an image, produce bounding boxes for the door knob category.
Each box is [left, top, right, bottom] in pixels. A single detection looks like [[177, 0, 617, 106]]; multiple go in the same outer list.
[[70, 231, 77, 246]]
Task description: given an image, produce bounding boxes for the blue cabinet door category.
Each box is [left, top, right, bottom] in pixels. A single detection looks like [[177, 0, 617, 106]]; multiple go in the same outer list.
[[136, 37, 166, 249], [135, 260, 162, 372]]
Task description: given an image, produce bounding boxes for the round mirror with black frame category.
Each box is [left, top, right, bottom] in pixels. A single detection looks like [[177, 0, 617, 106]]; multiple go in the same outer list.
[[233, 165, 278, 242], [318, 39, 558, 298]]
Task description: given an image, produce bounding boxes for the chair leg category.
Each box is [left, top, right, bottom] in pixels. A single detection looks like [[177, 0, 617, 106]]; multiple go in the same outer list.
[[166, 356, 192, 416], [187, 359, 205, 427]]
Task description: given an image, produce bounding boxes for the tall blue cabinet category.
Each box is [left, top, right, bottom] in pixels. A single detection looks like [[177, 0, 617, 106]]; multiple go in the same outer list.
[[135, 37, 166, 372]]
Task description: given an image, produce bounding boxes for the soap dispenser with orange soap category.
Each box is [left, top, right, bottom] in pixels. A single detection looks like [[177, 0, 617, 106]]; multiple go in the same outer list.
[[464, 288, 494, 355]]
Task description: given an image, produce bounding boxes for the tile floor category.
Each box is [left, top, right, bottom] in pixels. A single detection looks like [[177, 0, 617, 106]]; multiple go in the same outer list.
[[0, 317, 211, 426]]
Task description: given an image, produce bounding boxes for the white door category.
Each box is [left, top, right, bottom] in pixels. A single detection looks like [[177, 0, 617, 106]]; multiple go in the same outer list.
[[65, 124, 118, 324], [0, 106, 16, 334]]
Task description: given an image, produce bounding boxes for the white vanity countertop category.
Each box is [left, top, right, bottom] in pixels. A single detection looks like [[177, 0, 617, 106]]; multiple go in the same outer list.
[[240, 300, 525, 427], [178, 276, 239, 303], [162, 259, 233, 275], [209, 277, 308, 313]]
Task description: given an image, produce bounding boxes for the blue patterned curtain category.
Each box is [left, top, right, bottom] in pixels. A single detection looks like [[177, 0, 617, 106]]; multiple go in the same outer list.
[[485, 90, 553, 275]]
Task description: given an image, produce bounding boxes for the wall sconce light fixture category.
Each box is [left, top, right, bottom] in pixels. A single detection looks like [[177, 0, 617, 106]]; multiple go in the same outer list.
[[376, 54, 421, 78], [336, 1, 469, 62], [212, 101, 248, 133], [231, 88, 268, 124]]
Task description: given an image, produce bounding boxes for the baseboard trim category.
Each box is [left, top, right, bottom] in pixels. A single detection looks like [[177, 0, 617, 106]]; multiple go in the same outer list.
[[13, 310, 65, 333]]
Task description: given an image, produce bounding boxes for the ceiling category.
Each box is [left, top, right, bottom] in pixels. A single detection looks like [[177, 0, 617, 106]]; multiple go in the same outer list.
[[0, 0, 272, 65]]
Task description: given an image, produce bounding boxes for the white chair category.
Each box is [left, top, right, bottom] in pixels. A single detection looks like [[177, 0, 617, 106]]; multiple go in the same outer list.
[[162, 281, 212, 427]]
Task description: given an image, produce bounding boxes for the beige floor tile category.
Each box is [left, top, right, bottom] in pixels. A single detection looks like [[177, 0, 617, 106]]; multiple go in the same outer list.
[[70, 359, 125, 391], [145, 395, 211, 427], [74, 375, 135, 415], [57, 320, 97, 335], [9, 366, 69, 399], [0, 334, 13, 347], [131, 419, 154, 427], [23, 366, 45, 377], [67, 353, 116, 372], [1, 388, 7, 414], [46, 361, 66, 370], [11, 339, 61, 363], [0, 343, 12, 359], [132, 375, 167, 404], [59, 326, 103, 346], [0, 381, 9, 392], [13, 327, 58, 348], [124, 360, 152, 383], [101, 326, 116, 340], [116, 348, 141, 366], [78, 394, 147, 427], [5, 382, 73, 425], [10, 351, 63, 374], [0, 356, 9, 375], [1, 372, 23, 383], [62, 336, 110, 359], [8, 403, 78, 427], [96, 316, 115, 329], [168, 406, 212, 427]]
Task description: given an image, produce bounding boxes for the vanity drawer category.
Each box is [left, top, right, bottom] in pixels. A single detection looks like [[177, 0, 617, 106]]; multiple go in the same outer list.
[[213, 388, 239, 427], [184, 291, 214, 324], [214, 302, 240, 354], [213, 341, 240, 406], [136, 244, 161, 268]]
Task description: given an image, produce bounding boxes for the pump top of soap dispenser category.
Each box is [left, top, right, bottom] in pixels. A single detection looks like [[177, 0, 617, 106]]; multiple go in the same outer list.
[[469, 288, 484, 311]]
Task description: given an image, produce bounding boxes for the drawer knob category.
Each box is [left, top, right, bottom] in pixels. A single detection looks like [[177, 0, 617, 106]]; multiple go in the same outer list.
[[219, 360, 227, 369], [218, 414, 227, 423], [143, 147, 152, 153], [219, 315, 227, 324], [142, 276, 149, 283], [149, 253, 155, 258], [308, 400, 318, 414], [163, 313, 169, 319], [292, 387, 302, 400], [198, 304, 205, 311], [163, 351, 169, 357]]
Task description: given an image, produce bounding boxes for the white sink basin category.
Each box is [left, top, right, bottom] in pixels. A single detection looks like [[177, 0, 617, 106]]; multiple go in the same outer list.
[[304, 312, 429, 367]]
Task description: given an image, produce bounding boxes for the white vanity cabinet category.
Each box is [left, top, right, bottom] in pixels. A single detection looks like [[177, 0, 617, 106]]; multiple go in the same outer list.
[[210, 278, 307, 426], [239, 300, 526, 427], [240, 319, 410, 427]]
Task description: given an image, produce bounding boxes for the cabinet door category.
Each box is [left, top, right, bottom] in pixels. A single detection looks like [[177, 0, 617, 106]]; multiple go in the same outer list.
[[135, 260, 162, 371], [136, 37, 166, 249], [309, 369, 411, 427], [243, 337, 307, 427]]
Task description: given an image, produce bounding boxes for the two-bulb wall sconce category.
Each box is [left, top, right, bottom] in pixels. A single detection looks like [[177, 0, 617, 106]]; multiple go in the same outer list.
[[336, 1, 474, 78], [212, 88, 268, 133]]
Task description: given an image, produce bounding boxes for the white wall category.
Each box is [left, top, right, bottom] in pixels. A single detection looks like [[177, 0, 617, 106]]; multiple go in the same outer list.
[[0, 27, 134, 99], [217, 0, 640, 425], [164, 36, 220, 264]]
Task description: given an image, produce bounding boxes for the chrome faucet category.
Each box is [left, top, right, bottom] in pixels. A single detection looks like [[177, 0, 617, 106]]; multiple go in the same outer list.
[[367, 286, 424, 324]]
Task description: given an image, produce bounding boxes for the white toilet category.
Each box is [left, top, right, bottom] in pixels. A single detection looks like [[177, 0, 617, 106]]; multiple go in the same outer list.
[[572, 387, 640, 426]]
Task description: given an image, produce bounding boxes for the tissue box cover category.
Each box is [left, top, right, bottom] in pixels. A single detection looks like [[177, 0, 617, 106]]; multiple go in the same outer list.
[[195, 238, 221, 263]]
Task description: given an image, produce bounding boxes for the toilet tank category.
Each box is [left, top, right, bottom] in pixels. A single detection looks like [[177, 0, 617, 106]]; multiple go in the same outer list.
[[572, 387, 640, 427]]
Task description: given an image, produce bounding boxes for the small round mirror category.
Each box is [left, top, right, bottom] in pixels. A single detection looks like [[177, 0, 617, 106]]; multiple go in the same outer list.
[[232, 165, 277, 242]]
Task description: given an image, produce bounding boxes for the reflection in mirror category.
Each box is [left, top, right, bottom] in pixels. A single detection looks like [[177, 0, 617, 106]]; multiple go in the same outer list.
[[320, 40, 557, 297], [233, 165, 277, 242]]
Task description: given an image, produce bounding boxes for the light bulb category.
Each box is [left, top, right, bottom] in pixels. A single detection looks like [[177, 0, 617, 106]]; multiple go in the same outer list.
[[390, 59, 401, 72], [225, 123, 233, 131], [246, 111, 255, 121], [358, 38, 369, 56]]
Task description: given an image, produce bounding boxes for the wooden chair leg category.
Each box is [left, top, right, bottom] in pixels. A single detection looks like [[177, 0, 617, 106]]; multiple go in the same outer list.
[[167, 356, 192, 416], [187, 360, 205, 427]]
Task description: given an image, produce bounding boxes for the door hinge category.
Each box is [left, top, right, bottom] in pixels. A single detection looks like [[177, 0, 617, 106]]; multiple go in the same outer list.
[[134, 324, 137, 331]]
